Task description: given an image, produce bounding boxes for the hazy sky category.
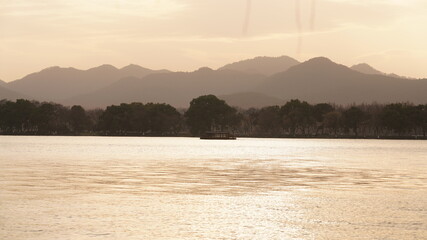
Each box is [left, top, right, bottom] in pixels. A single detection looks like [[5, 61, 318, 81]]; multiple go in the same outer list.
[[1, 0, 427, 81]]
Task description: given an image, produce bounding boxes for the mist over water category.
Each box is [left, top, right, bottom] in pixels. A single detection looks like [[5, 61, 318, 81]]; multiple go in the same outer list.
[[0, 136, 426, 239]]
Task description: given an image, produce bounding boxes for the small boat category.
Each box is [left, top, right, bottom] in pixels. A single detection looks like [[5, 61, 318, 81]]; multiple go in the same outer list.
[[200, 131, 236, 140]]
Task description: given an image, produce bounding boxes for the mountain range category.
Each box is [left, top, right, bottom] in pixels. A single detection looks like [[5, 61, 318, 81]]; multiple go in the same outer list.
[[63, 67, 265, 109], [1, 56, 426, 108], [219, 56, 300, 76], [259, 57, 427, 104], [350, 63, 406, 79], [350, 63, 384, 75], [7, 64, 169, 101], [0, 85, 28, 101]]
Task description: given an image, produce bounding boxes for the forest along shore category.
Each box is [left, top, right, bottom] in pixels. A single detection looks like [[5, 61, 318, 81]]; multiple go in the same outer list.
[[0, 95, 426, 139]]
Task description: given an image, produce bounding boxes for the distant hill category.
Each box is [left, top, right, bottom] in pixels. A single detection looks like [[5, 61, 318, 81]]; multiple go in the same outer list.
[[351, 63, 410, 79], [4, 56, 427, 109], [219, 92, 284, 109], [63, 68, 265, 108], [257, 57, 427, 104], [351, 63, 384, 75], [0, 80, 7, 86], [219, 56, 300, 76], [7, 64, 168, 101], [0, 85, 29, 101]]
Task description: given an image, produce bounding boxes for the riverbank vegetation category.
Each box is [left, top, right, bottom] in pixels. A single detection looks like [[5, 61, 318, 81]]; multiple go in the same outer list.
[[1, 96, 426, 139]]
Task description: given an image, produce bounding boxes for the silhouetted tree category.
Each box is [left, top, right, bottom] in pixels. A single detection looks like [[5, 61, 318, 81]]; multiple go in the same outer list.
[[381, 103, 413, 136], [97, 102, 181, 135], [313, 103, 334, 122], [422, 105, 427, 137], [323, 111, 342, 136], [98, 104, 132, 134], [1, 97, 426, 139], [256, 106, 281, 136], [281, 99, 314, 135], [343, 106, 365, 136], [313, 103, 334, 134], [0, 99, 36, 133], [185, 95, 239, 135], [145, 103, 182, 135], [240, 108, 258, 136], [33, 103, 69, 134], [69, 105, 90, 133], [86, 108, 104, 132], [362, 103, 383, 137], [407, 105, 425, 136]]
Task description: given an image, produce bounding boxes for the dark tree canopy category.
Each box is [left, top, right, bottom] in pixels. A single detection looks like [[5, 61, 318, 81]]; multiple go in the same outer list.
[[98, 102, 181, 135], [281, 99, 314, 135], [145, 103, 182, 134], [343, 106, 366, 136], [185, 95, 239, 135], [0, 97, 426, 139], [313, 103, 334, 122], [379, 103, 426, 135], [256, 106, 281, 136], [70, 105, 90, 132]]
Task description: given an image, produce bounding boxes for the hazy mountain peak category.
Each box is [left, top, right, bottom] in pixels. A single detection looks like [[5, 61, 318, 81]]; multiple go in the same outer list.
[[0, 79, 6, 86], [29, 66, 79, 78], [351, 63, 384, 75], [7, 63, 155, 101], [195, 67, 214, 73], [304, 57, 335, 65], [40, 66, 61, 72], [285, 57, 348, 75], [89, 64, 118, 71], [64, 65, 267, 108], [5, 56, 427, 108], [121, 64, 149, 71], [40, 66, 79, 72], [253, 55, 298, 61], [259, 56, 427, 105], [124, 63, 139, 67], [351, 63, 412, 79], [219, 55, 300, 76], [45, 66, 60, 70]]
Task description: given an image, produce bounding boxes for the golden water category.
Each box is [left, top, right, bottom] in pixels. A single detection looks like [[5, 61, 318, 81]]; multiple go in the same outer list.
[[0, 137, 426, 239]]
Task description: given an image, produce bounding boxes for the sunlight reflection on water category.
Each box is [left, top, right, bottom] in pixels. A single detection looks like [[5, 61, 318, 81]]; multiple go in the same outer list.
[[0, 136, 426, 239]]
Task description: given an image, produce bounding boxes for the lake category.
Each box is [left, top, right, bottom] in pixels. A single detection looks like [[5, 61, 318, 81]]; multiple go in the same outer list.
[[0, 136, 426, 239]]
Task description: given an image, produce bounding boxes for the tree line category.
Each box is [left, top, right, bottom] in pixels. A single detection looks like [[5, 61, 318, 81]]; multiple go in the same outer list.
[[0, 96, 426, 138]]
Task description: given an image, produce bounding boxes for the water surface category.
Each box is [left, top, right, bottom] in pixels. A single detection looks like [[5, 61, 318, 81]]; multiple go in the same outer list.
[[0, 137, 426, 239]]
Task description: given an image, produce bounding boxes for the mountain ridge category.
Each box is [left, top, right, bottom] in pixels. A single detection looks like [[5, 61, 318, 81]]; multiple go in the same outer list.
[[62, 68, 266, 108], [258, 57, 427, 104], [0, 85, 29, 101], [351, 63, 384, 75], [219, 92, 284, 109], [0, 80, 7, 88], [7, 64, 168, 101], [2, 56, 426, 108], [218, 56, 300, 76]]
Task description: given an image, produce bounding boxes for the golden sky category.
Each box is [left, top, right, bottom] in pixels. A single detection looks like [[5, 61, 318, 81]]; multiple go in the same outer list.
[[1, 0, 427, 81]]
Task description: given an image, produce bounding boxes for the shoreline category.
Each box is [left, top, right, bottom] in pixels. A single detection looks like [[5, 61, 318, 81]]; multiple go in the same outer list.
[[1, 133, 425, 140]]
